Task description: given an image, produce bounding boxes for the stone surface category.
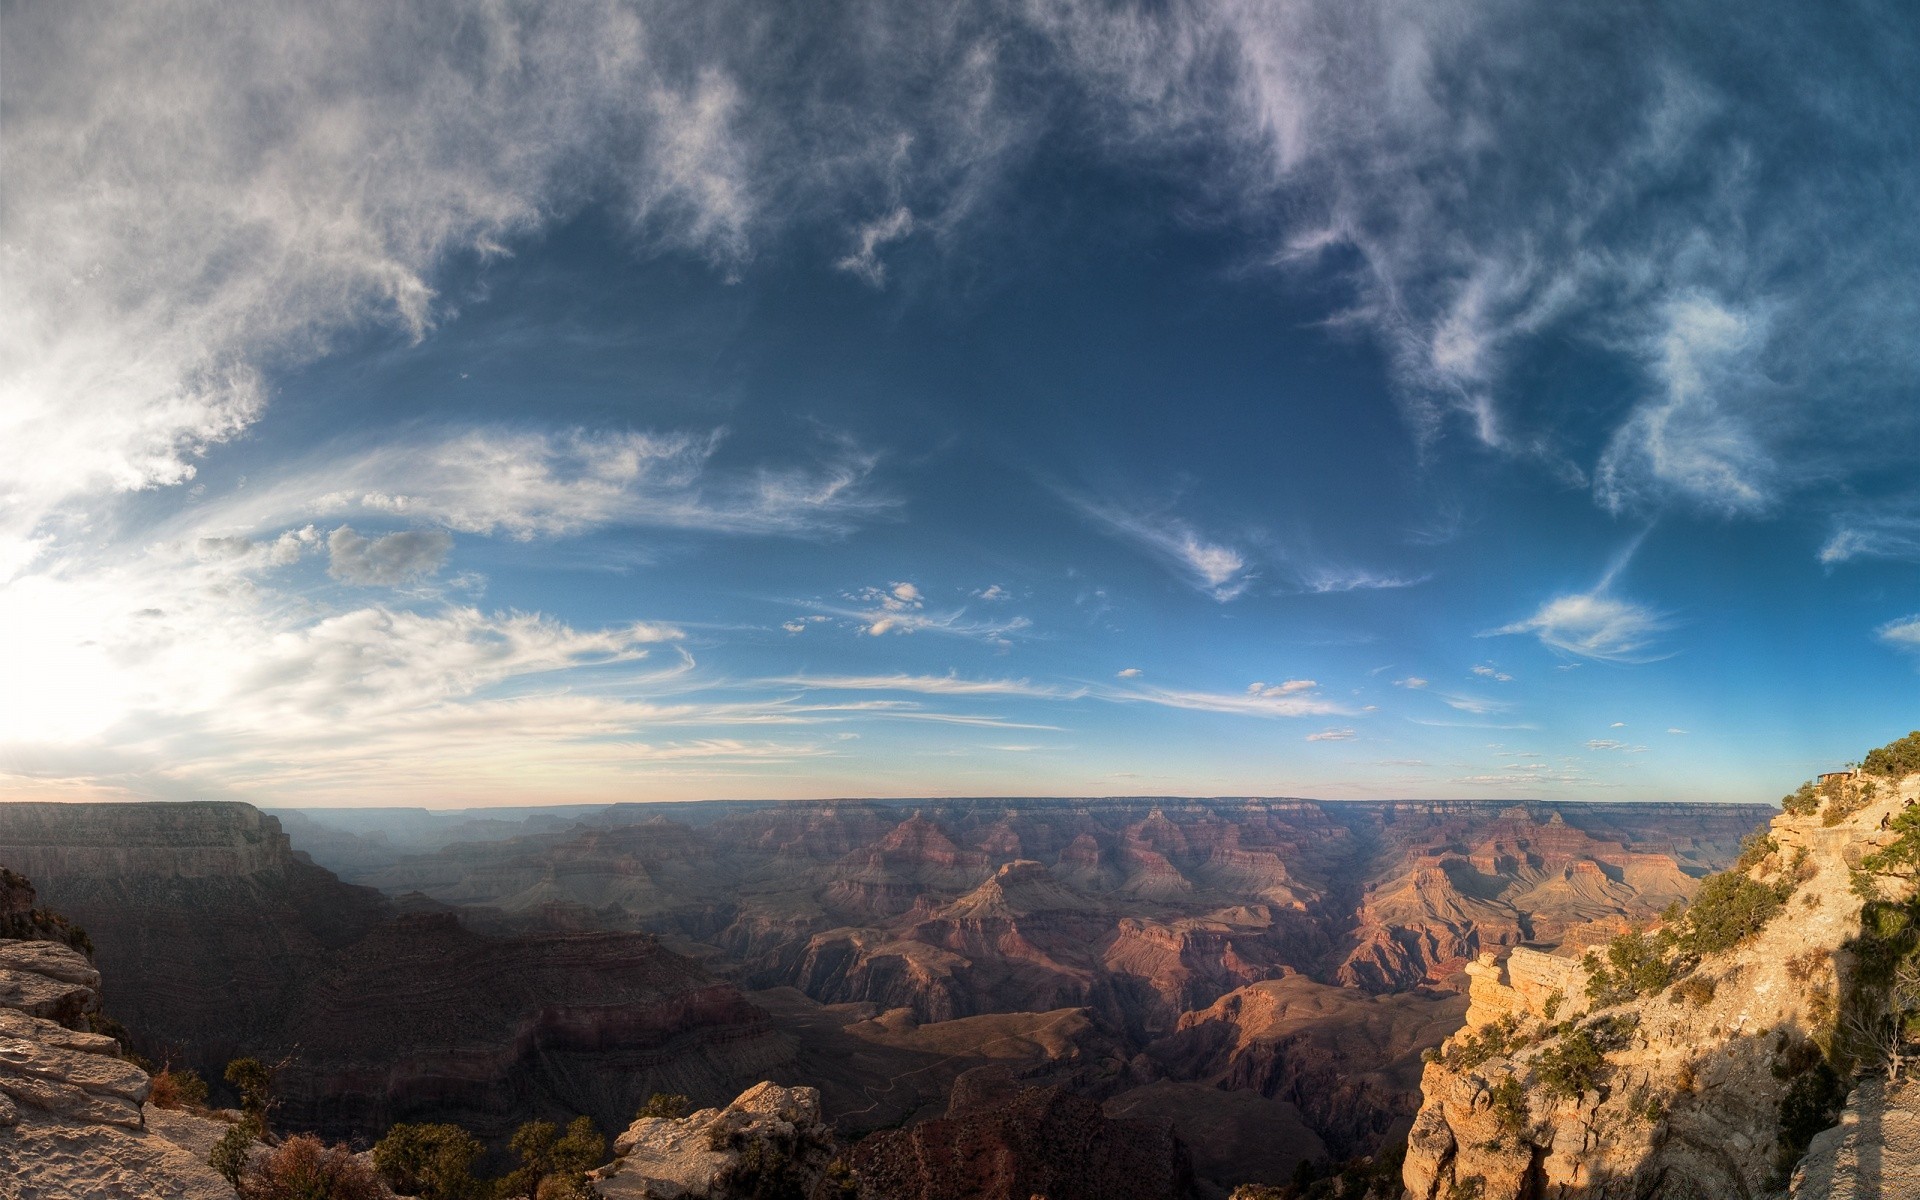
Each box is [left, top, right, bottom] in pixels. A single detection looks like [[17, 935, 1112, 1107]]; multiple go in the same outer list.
[[1404, 770, 1920, 1200], [596, 1081, 834, 1199], [1792, 1077, 1920, 1200], [0, 869, 232, 1199]]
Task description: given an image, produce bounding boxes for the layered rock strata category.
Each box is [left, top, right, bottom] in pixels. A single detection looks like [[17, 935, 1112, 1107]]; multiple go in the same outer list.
[[0, 871, 230, 1199], [1404, 769, 1920, 1200]]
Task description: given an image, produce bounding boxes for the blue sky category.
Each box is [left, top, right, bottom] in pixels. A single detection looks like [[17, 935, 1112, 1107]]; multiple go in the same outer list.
[[1, 0, 1915, 806]]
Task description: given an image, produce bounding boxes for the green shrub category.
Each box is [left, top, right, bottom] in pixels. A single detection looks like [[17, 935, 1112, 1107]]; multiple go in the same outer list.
[[1782, 782, 1820, 816], [224, 1057, 273, 1121], [1862, 807, 1920, 883], [635, 1092, 691, 1120], [1489, 1074, 1528, 1136], [1862, 731, 1920, 779], [372, 1123, 484, 1200], [1441, 1015, 1525, 1071], [1584, 930, 1675, 1006], [209, 1122, 254, 1189], [1534, 1027, 1606, 1099], [149, 1066, 209, 1110], [1670, 976, 1715, 1007], [1679, 869, 1785, 956]]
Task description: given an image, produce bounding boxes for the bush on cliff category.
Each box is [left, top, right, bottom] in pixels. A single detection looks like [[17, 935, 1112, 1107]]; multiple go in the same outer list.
[[225, 1057, 275, 1123], [373, 1122, 484, 1200], [1862, 731, 1920, 779], [635, 1092, 691, 1120], [1677, 868, 1785, 956], [239, 1134, 386, 1200], [1862, 806, 1920, 884], [1583, 928, 1676, 1006], [1534, 1027, 1605, 1099], [149, 1065, 209, 1110], [210, 1122, 254, 1189], [496, 1116, 605, 1200]]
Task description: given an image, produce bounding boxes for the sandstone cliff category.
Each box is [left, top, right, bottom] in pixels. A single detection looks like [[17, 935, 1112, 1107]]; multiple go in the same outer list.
[[0, 870, 231, 1199], [1403, 755, 1920, 1200]]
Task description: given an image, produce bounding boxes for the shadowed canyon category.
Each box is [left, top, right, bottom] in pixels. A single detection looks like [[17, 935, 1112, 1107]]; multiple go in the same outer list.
[[0, 796, 1770, 1197]]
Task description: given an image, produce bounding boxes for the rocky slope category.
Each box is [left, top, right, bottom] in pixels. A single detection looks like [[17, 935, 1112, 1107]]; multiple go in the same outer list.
[[848, 1064, 1193, 1200], [0, 802, 796, 1144], [0, 869, 230, 1199], [1403, 757, 1920, 1200]]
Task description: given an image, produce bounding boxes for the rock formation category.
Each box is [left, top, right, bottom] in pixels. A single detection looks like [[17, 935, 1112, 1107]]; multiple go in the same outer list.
[[0, 869, 230, 1199], [595, 1080, 837, 1199], [1403, 756, 1920, 1200]]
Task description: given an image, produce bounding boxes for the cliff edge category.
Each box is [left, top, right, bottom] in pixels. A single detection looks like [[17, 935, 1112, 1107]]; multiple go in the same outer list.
[[1404, 735, 1920, 1200]]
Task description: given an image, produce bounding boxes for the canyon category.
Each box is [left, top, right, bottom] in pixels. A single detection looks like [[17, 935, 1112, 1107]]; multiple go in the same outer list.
[[0, 794, 1769, 1197]]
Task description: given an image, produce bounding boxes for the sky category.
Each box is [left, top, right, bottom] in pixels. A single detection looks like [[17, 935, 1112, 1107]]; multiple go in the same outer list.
[[1, 0, 1916, 808]]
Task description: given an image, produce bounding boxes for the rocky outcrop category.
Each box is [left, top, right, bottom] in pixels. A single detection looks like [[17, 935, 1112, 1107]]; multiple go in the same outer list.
[[595, 1081, 836, 1199], [1404, 766, 1920, 1200], [1791, 1077, 1919, 1199], [848, 1065, 1193, 1200], [0, 869, 231, 1199]]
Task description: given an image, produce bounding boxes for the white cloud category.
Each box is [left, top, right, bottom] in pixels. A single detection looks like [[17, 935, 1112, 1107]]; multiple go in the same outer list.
[[1115, 667, 1142, 678], [1667, 728, 1688, 735], [203, 427, 887, 542], [1440, 694, 1508, 715], [767, 674, 1077, 699], [1471, 665, 1514, 682], [835, 206, 915, 286], [975, 584, 1010, 601], [819, 582, 1031, 644], [1821, 511, 1920, 566], [1594, 296, 1775, 516], [1878, 615, 1920, 653], [1393, 676, 1429, 689], [326, 526, 453, 586], [1111, 683, 1347, 719], [1249, 679, 1317, 696], [1306, 728, 1355, 742], [1066, 498, 1252, 600], [1491, 592, 1673, 662], [1585, 739, 1648, 753]]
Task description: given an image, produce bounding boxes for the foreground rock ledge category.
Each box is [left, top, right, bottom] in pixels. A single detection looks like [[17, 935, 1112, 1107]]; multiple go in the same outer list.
[[0, 875, 231, 1199], [595, 1081, 835, 1200]]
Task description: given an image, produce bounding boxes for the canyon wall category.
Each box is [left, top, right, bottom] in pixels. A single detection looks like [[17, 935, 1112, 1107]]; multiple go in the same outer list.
[[0, 802, 796, 1143]]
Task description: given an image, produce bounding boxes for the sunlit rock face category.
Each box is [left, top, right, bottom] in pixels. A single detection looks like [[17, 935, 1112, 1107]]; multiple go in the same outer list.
[[1403, 773, 1920, 1200]]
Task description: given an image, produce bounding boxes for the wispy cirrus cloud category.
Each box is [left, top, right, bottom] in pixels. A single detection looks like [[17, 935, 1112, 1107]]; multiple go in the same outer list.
[[191, 427, 889, 543], [1492, 592, 1673, 663], [1066, 497, 1252, 600], [1110, 680, 1348, 719], [802, 582, 1033, 645], [766, 673, 1081, 699]]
